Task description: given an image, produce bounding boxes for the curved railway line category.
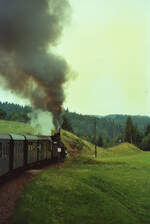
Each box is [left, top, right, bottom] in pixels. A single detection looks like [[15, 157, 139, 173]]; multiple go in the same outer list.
[[0, 131, 67, 183], [0, 162, 59, 224], [0, 131, 67, 224]]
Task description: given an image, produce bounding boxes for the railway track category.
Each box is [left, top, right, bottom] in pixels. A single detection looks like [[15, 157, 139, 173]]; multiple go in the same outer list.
[[0, 162, 58, 224]]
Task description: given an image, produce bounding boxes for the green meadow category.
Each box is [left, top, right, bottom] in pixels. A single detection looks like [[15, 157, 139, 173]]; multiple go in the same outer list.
[[0, 120, 35, 135], [12, 130, 150, 224]]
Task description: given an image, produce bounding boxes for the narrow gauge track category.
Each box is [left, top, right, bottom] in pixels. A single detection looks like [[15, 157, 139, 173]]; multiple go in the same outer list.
[[0, 162, 60, 224], [0, 130, 67, 224]]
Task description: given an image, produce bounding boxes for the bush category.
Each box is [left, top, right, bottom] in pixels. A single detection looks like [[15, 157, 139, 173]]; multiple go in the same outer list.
[[141, 134, 150, 151]]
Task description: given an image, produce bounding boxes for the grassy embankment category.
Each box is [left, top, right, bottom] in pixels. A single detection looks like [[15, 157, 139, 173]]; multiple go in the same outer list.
[[0, 120, 35, 135], [11, 130, 150, 224]]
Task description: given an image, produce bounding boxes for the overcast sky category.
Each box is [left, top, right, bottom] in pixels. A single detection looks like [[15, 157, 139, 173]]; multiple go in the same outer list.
[[0, 0, 149, 115]]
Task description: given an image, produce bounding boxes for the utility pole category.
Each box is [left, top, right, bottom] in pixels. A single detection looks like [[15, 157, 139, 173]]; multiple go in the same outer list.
[[94, 118, 97, 158]]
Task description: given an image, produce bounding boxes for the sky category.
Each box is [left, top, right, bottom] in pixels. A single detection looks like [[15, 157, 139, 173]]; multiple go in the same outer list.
[[0, 0, 150, 116]]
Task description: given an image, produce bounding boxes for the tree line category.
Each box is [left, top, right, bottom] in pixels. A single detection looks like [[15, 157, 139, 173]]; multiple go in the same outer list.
[[0, 102, 31, 122], [62, 113, 150, 151], [123, 116, 150, 151], [1, 102, 150, 150]]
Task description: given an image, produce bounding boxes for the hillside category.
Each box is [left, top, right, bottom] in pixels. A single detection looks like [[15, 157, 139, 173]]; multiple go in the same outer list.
[[0, 101, 150, 141], [12, 130, 150, 224], [106, 114, 150, 131], [100, 142, 142, 159], [64, 111, 150, 141], [61, 129, 94, 157]]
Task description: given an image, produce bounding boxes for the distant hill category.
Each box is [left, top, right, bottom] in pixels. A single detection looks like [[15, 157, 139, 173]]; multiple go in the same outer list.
[[0, 102, 150, 141], [64, 111, 150, 141], [105, 114, 150, 132]]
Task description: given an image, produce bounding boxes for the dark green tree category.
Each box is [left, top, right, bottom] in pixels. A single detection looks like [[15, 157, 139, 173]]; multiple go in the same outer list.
[[141, 134, 150, 151], [133, 126, 143, 146], [10, 111, 19, 121], [145, 124, 150, 136], [18, 111, 30, 122], [124, 117, 142, 146], [62, 115, 73, 132], [97, 135, 103, 147], [124, 116, 135, 143], [0, 108, 7, 119], [135, 131, 143, 147]]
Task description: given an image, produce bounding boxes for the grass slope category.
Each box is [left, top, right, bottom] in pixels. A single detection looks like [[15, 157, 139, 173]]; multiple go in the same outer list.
[[0, 120, 35, 135], [12, 130, 150, 224], [61, 130, 94, 157], [99, 143, 142, 159]]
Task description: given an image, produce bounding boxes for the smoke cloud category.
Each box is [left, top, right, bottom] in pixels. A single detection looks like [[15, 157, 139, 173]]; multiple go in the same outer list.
[[0, 0, 71, 128], [29, 110, 54, 135]]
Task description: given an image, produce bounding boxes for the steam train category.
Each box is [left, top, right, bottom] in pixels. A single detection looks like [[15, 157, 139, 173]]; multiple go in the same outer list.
[[0, 131, 67, 182]]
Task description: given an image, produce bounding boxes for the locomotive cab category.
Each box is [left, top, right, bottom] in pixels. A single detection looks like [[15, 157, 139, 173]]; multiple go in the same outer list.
[[51, 130, 67, 161]]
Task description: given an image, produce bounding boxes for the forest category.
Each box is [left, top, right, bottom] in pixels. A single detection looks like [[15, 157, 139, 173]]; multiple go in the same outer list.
[[0, 102, 150, 150], [0, 102, 31, 122]]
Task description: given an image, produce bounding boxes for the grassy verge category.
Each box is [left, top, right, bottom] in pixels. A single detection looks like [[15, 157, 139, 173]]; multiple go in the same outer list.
[[0, 120, 35, 135], [12, 131, 150, 224]]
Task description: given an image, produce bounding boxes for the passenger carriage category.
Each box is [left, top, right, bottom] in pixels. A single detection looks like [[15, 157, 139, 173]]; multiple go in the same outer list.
[[0, 132, 67, 182]]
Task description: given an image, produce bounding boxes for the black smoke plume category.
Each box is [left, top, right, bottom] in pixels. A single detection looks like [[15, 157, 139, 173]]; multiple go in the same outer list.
[[0, 0, 70, 128]]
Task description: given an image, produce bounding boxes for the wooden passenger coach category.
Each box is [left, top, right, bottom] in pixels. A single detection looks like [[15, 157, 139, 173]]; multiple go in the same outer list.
[[0, 133, 67, 183]]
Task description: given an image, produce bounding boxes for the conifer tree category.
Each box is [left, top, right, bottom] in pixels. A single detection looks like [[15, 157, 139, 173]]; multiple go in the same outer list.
[[97, 135, 103, 147], [145, 124, 150, 136], [124, 116, 134, 143], [62, 115, 73, 132], [0, 108, 7, 119]]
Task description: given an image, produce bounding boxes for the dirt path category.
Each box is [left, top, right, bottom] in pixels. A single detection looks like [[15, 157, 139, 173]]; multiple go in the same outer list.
[[0, 164, 55, 224]]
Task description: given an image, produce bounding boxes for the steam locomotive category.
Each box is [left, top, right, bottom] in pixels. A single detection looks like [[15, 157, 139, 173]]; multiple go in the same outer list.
[[0, 131, 67, 182]]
